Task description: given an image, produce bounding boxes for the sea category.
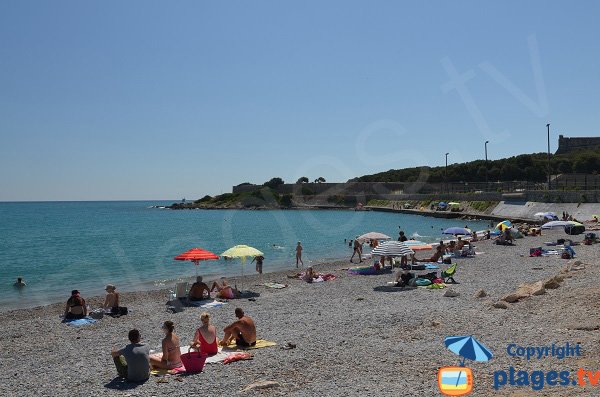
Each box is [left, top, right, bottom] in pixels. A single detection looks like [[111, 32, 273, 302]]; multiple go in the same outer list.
[[0, 201, 492, 311]]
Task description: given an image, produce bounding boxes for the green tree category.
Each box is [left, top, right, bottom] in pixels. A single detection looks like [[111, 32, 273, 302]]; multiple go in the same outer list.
[[263, 177, 285, 189], [296, 176, 309, 184]]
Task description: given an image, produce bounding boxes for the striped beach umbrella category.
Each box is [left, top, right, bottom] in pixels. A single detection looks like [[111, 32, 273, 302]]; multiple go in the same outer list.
[[445, 335, 493, 365], [371, 241, 414, 257], [444, 335, 493, 388]]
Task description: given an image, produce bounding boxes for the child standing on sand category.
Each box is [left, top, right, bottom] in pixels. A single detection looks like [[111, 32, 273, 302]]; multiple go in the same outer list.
[[296, 242, 304, 268]]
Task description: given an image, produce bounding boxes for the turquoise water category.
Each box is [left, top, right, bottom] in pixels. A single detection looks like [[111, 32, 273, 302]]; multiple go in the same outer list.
[[0, 201, 490, 310]]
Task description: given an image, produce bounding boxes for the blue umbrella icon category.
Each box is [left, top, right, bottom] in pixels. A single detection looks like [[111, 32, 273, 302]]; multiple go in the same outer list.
[[445, 336, 493, 387]]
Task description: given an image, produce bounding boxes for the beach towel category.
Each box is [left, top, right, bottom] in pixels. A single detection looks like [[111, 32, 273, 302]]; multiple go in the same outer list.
[[421, 263, 440, 270], [297, 272, 336, 282], [178, 346, 229, 365], [62, 317, 97, 326], [314, 274, 336, 282], [223, 339, 277, 351], [187, 299, 228, 309], [348, 266, 379, 275], [263, 282, 288, 289], [150, 367, 186, 376], [223, 352, 253, 365]]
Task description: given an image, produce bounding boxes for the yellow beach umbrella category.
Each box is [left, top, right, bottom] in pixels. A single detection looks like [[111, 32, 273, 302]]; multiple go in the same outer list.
[[220, 245, 264, 289], [496, 220, 512, 231], [221, 245, 264, 261]]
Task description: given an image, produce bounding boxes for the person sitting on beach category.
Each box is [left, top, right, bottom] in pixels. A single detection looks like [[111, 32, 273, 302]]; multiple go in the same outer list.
[[13, 277, 26, 287], [111, 329, 150, 383], [103, 284, 120, 312], [211, 277, 239, 299], [485, 230, 491, 239], [149, 321, 183, 370], [446, 241, 456, 254], [471, 231, 478, 241], [415, 245, 444, 263], [64, 290, 88, 320], [456, 237, 466, 251], [504, 228, 514, 244], [303, 266, 318, 283], [394, 268, 415, 287], [188, 276, 211, 301], [220, 308, 256, 348], [191, 312, 219, 356]]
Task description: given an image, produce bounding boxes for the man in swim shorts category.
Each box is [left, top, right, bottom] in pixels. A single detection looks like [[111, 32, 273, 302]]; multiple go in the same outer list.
[[220, 308, 256, 348], [188, 276, 211, 301]]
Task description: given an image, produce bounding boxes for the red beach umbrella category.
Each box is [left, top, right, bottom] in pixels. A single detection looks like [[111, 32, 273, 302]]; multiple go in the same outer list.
[[174, 248, 219, 276]]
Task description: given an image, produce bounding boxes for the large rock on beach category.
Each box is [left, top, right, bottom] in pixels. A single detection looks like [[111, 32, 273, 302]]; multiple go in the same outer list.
[[242, 380, 281, 392], [474, 289, 487, 298], [493, 301, 509, 309], [529, 281, 546, 296], [543, 276, 563, 289], [444, 289, 460, 298]]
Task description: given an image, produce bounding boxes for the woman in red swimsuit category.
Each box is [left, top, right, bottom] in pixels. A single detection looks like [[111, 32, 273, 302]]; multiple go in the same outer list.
[[192, 312, 219, 356]]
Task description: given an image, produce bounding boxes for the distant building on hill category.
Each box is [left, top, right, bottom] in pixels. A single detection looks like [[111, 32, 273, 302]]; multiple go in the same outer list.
[[555, 135, 600, 154]]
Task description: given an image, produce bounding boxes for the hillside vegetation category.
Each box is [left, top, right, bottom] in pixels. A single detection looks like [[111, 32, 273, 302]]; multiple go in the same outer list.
[[352, 147, 600, 183]]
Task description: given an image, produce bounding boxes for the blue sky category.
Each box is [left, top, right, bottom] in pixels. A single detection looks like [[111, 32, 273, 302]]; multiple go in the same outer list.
[[1, 1, 599, 201]]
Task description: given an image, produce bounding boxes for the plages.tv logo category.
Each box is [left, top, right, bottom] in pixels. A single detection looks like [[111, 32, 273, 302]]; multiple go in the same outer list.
[[438, 336, 493, 396]]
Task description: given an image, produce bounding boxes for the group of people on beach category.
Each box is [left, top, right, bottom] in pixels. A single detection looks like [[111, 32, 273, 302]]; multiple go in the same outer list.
[[110, 308, 256, 383], [187, 276, 239, 301], [63, 285, 124, 320]]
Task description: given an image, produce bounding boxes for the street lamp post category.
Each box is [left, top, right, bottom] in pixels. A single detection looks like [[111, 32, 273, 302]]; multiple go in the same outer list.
[[445, 152, 450, 194], [485, 140, 489, 190], [546, 123, 551, 190]]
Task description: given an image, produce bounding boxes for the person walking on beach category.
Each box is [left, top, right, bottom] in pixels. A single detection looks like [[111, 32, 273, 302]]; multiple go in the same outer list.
[[296, 241, 304, 268], [398, 231, 408, 267], [111, 329, 150, 383], [350, 237, 363, 263], [220, 307, 256, 348], [251, 255, 264, 274]]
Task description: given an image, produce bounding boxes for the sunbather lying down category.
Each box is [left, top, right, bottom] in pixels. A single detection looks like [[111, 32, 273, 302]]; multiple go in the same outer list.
[[414, 246, 444, 263], [210, 278, 240, 299], [292, 267, 336, 283]]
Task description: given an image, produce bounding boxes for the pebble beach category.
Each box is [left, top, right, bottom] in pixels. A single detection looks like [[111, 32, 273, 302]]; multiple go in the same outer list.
[[0, 229, 598, 397]]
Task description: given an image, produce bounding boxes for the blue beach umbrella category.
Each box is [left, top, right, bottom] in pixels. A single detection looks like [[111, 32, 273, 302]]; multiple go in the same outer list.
[[443, 227, 471, 235], [445, 335, 493, 387], [445, 335, 493, 366]]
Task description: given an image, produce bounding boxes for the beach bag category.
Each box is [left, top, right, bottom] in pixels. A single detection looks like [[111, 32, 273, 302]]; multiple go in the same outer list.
[[89, 309, 104, 320], [442, 257, 452, 264], [415, 278, 432, 286], [421, 272, 438, 281], [110, 306, 128, 316], [180, 348, 207, 373], [561, 251, 571, 259], [529, 248, 542, 257]]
